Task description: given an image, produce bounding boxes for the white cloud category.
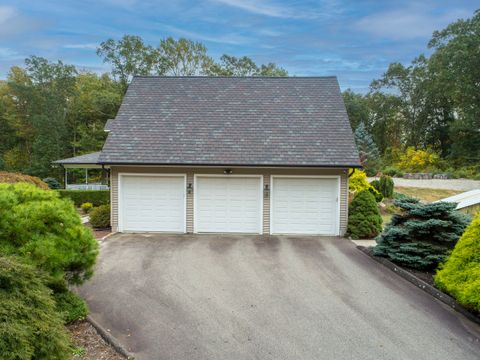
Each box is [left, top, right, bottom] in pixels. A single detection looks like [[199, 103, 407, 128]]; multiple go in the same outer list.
[[63, 43, 98, 50], [210, 0, 315, 19], [353, 7, 471, 40], [0, 6, 15, 24]]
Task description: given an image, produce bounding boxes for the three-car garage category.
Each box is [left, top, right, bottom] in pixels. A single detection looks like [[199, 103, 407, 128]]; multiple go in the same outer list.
[[117, 172, 341, 236]]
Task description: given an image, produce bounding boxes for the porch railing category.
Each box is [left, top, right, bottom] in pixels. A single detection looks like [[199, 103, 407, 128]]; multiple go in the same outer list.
[[65, 184, 109, 190]]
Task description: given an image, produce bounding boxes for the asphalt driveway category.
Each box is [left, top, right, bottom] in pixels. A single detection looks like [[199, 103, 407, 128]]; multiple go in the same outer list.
[[78, 234, 480, 360]]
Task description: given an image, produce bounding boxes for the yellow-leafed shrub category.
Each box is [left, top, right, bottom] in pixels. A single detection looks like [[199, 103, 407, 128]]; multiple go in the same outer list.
[[349, 170, 383, 202], [435, 213, 480, 313], [396, 147, 440, 173], [0, 171, 49, 190]]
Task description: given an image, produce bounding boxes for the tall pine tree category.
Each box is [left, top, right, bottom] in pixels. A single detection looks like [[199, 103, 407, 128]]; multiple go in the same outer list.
[[354, 122, 380, 175]]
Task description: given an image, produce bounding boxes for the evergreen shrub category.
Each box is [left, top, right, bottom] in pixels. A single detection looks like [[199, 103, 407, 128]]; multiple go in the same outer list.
[[435, 213, 480, 313], [374, 197, 470, 270], [0, 256, 72, 359], [43, 177, 62, 189], [378, 175, 394, 198], [347, 190, 383, 239], [0, 183, 98, 285]]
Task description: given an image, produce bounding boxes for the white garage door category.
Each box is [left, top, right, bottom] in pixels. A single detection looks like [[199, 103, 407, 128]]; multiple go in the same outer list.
[[120, 175, 185, 232], [195, 176, 262, 233], [271, 177, 339, 235]]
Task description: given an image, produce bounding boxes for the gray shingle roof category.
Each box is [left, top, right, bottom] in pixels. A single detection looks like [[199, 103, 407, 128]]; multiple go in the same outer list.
[[54, 151, 101, 165], [99, 76, 360, 167]]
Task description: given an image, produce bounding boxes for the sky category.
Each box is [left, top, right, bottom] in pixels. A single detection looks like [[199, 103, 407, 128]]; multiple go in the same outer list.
[[0, 1, 477, 92]]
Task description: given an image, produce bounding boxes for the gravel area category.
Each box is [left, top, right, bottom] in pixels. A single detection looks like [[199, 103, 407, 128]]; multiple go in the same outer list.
[[68, 321, 125, 360], [369, 177, 480, 191]]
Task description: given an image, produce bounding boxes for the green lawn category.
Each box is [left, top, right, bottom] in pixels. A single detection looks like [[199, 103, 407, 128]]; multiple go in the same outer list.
[[394, 186, 463, 203]]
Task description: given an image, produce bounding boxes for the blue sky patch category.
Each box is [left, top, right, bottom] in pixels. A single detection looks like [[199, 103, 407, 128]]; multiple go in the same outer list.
[[0, 0, 477, 92]]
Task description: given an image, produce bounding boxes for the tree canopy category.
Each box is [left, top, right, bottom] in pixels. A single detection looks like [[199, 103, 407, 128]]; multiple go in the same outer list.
[[343, 10, 480, 175], [0, 35, 287, 178]]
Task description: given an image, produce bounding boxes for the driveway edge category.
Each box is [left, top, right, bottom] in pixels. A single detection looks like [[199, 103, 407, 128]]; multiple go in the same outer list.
[[357, 246, 480, 326], [86, 315, 135, 359]]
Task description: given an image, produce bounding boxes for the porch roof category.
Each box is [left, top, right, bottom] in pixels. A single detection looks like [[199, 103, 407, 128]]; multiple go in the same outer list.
[[53, 151, 103, 168]]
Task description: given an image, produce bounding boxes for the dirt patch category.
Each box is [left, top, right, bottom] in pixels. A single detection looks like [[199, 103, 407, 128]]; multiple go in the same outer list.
[[68, 320, 125, 359]]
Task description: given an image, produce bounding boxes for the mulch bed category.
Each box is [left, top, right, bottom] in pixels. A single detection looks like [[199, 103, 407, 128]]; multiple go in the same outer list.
[[68, 321, 125, 359]]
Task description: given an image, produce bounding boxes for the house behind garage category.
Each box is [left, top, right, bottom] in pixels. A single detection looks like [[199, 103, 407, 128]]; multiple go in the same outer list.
[[56, 76, 360, 235]]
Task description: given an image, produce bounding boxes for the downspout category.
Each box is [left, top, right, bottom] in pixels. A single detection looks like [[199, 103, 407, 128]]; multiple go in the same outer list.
[[348, 168, 356, 178]]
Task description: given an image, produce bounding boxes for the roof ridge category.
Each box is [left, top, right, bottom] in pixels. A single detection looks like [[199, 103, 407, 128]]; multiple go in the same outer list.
[[132, 75, 338, 79]]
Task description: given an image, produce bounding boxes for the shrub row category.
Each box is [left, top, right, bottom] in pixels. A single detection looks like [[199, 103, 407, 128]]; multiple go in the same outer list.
[[58, 189, 110, 207]]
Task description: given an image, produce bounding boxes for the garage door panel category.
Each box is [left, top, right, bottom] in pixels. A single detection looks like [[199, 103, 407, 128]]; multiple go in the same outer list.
[[121, 175, 185, 232], [271, 177, 338, 235], [195, 177, 262, 233]]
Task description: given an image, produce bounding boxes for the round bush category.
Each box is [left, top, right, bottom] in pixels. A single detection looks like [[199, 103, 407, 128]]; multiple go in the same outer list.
[[89, 204, 111, 228], [0, 256, 72, 359], [81, 202, 93, 213], [347, 190, 383, 239], [43, 177, 62, 189], [435, 213, 480, 312], [0, 183, 98, 285]]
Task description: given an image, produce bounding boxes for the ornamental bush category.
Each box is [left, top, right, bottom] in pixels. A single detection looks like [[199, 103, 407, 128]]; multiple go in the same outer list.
[[0, 183, 98, 285], [435, 213, 480, 313], [374, 197, 470, 270], [349, 170, 383, 202], [0, 256, 72, 359], [347, 190, 383, 239], [89, 204, 111, 228], [58, 189, 110, 207], [43, 177, 62, 189], [80, 202, 94, 213]]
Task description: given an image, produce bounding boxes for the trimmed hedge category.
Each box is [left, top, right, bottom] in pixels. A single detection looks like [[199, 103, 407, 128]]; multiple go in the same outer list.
[[58, 189, 110, 207], [0, 256, 72, 359], [435, 213, 480, 313], [0, 171, 49, 189]]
